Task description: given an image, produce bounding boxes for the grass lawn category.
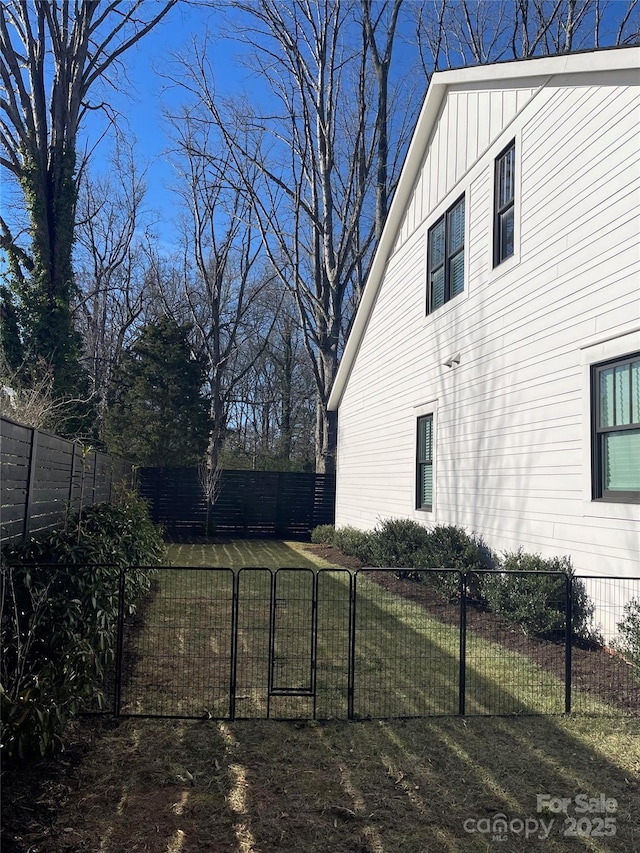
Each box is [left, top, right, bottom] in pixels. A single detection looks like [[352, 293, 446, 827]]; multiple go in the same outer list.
[[123, 540, 615, 720], [3, 540, 639, 853]]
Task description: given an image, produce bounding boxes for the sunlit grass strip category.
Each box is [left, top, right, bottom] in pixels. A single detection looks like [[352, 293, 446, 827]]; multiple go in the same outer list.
[[166, 540, 326, 569], [351, 573, 617, 717]]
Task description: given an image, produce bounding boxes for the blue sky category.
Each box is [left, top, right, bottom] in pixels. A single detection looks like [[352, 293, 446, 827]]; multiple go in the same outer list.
[[82, 2, 274, 249], [80, 0, 638, 253], [4, 1, 637, 267]]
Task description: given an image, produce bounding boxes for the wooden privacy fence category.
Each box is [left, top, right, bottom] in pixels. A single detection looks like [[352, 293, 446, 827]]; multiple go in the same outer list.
[[0, 416, 134, 545], [138, 467, 335, 538]]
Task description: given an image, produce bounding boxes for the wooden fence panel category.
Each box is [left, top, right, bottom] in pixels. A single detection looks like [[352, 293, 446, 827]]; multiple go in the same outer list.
[[138, 467, 335, 538], [0, 416, 133, 546]]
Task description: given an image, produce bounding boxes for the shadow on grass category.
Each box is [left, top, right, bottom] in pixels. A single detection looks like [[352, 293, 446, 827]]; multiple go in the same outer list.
[[117, 565, 625, 722], [7, 707, 637, 853], [4, 560, 640, 853]]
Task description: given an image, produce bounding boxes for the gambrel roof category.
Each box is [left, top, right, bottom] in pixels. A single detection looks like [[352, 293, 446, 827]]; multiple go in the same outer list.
[[328, 46, 640, 411]]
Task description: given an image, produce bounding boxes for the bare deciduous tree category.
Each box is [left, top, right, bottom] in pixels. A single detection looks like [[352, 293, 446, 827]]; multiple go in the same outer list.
[[74, 142, 152, 432], [414, 0, 639, 73], [181, 1, 414, 476], [159, 109, 280, 476], [0, 0, 176, 397]]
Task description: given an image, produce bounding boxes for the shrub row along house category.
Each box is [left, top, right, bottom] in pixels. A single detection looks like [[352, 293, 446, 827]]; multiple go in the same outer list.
[[328, 47, 639, 636]]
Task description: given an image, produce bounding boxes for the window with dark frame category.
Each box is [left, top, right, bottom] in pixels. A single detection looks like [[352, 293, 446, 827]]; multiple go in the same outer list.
[[427, 195, 465, 313], [417, 415, 433, 510], [592, 352, 640, 503], [494, 140, 515, 266]]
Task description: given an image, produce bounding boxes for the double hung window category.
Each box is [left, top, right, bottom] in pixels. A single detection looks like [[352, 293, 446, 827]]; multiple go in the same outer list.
[[592, 353, 640, 502], [494, 140, 515, 266], [427, 196, 465, 313]]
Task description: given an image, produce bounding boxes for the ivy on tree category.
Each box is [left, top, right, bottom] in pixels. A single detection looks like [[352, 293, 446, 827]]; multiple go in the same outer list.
[[105, 317, 209, 467]]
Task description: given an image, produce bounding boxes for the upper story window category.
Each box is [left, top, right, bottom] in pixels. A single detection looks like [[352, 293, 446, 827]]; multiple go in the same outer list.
[[592, 352, 640, 503], [427, 195, 465, 314], [494, 140, 515, 266]]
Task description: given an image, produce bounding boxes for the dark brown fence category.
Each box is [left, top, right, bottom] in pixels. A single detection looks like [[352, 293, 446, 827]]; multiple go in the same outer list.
[[138, 467, 335, 538], [0, 416, 134, 545]]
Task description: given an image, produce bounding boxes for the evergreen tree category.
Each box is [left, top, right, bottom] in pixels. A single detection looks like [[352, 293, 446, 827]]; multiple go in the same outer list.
[[104, 317, 209, 467]]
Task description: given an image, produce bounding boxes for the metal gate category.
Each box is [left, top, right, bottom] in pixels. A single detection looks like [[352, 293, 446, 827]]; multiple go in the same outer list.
[[115, 567, 357, 720], [111, 566, 632, 720]]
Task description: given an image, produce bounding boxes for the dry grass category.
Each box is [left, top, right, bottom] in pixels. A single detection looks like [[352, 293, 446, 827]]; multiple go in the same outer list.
[[3, 540, 639, 853], [6, 713, 639, 852]]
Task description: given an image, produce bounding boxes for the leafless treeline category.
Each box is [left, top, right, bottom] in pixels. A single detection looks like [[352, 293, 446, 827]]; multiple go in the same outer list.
[[2, 0, 638, 471]]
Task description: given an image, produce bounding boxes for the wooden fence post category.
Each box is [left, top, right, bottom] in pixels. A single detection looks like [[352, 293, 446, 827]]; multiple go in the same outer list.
[[22, 427, 38, 541], [68, 442, 77, 514], [92, 450, 98, 506]]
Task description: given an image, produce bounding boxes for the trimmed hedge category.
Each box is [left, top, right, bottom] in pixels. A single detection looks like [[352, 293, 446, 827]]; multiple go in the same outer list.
[[482, 550, 594, 639], [1, 489, 165, 760], [616, 598, 640, 678], [310, 521, 596, 640]]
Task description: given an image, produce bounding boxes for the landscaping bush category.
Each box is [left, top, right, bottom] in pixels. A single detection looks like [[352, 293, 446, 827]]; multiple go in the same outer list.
[[0, 489, 165, 760], [615, 598, 640, 679], [310, 524, 336, 545], [412, 525, 494, 598], [368, 518, 432, 576], [482, 549, 594, 639], [333, 526, 375, 564]]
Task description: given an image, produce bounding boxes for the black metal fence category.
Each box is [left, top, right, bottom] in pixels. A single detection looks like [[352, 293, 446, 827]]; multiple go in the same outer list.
[[138, 467, 335, 538], [107, 567, 639, 721], [0, 416, 134, 544]]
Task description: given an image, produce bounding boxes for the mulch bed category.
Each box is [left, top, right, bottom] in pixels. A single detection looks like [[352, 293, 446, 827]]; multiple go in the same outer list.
[[306, 543, 640, 716]]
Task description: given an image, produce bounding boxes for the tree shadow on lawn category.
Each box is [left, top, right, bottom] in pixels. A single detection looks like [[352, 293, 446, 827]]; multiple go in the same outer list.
[[3, 702, 638, 852], [363, 569, 640, 717], [4, 566, 639, 853]]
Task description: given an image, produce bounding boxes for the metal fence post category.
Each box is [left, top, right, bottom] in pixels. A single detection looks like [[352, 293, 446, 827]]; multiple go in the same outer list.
[[459, 572, 467, 716], [565, 574, 572, 714], [113, 566, 127, 718], [229, 570, 239, 721], [348, 572, 357, 720], [311, 570, 319, 720]]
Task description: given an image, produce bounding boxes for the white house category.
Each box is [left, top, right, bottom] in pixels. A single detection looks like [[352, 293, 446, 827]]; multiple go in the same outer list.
[[328, 47, 640, 630]]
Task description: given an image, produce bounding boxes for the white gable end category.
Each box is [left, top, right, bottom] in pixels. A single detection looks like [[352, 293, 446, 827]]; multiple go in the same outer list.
[[396, 81, 543, 251]]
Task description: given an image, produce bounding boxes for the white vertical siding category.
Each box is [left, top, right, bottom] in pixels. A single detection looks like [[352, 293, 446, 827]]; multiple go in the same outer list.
[[396, 83, 542, 251], [335, 70, 640, 589]]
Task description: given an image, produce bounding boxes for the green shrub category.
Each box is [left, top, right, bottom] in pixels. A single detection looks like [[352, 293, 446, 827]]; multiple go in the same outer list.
[[483, 549, 593, 639], [369, 518, 432, 576], [311, 524, 336, 545], [616, 598, 640, 678], [364, 520, 492, 596], [1, 490, 164, 760], [333, 526, 375, 564], [412, 525, 494, 598]]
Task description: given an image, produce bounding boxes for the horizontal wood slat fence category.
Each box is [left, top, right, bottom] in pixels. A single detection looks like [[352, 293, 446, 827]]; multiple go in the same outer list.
[[138, 467, 335, 538], [1, 416, 134, 545]]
